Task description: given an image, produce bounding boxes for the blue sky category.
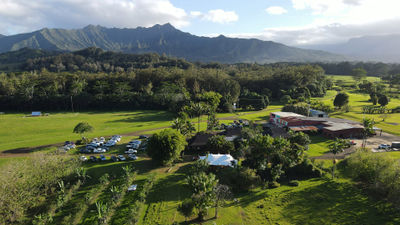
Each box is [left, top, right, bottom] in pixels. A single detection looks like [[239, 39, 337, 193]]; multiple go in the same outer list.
[[1, 0, 400, 46], [171, 0, 313, 36]]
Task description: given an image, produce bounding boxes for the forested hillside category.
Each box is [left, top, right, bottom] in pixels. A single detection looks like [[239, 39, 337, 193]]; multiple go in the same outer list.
[[0, 24, 345, 63]]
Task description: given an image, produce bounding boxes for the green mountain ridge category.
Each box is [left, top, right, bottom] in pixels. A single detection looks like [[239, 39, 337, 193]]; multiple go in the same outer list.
[[0, 24, 346, 63]]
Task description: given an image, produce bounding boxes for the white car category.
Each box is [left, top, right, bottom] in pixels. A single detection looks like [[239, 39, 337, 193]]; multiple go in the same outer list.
[[93, 148, 106, 153], [118, 155, 126, 161], [128, 184, 137, 191], [79, 156, 88, 161], [125, 149, 137, 154], [112, 135, 121, 142], [90, 141, 101, 147]]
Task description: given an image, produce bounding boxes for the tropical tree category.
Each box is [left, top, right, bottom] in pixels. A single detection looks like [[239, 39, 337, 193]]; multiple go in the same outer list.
[[213, 184, 232, 218], [363, 118, 375, 136], [73, 122, 93, 143], [184, 102, 208, 132], [333, 92, 349, 109], [178, 199, 195, 221], [378, 95, 390, 106], [186, 172, 218, 221], [206, 135, 235, 154], [328, 138, 348, 178], [147, 129, 187, 166], [370, 93, 378, 105], [171, 112, 196, 136], [351, 68, 367, 83], [206, 113, 220, 131]]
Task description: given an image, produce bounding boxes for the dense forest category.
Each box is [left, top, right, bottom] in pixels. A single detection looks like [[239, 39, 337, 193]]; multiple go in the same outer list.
[[0, 48, 329, 112]]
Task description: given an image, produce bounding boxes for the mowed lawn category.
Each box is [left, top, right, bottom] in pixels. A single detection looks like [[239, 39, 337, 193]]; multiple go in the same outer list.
[[327, 92, 400, 136], [328, 75, 381, 84], [0, 111, 175, 151], [0, 106, 282, 152]]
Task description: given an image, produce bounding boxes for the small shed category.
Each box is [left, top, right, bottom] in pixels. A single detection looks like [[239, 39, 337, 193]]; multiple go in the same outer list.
[[309, 109, 328, 118], [31, 111, 41, 117]]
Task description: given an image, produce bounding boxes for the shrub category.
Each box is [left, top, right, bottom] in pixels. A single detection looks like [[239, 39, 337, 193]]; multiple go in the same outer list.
[[147, 129, 187, 166], [288, 180, 299, 187], [285, 158, 323, 179], [0, 153, 81, 224], [344, 151, 400, 204], [216, 167, 259, 193], [268, 181, 280, 188]]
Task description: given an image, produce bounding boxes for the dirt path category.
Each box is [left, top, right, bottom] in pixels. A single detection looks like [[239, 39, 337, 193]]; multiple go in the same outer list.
[[0, 109, 277, 158]]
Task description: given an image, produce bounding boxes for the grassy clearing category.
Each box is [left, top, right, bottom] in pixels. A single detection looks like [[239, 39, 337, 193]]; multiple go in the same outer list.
[[307, 135, 334, 157], [328, 75, 381, 84], [328, 91, 400, 136], [69, 159, 399, 225], [0, 106, 282, 152], [0, 110, 175, 152]]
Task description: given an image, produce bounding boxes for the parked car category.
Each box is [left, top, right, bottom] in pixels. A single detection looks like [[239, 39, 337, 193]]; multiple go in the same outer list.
[[392, 142, 400, 148], [126, 143, 140, 149], [111, 156, 119, 162], [80, 148, 92, 153], [90, 156, 98, 162], [112, 135, 121, 142], [79, 156, 88, 161], [125, 149, 137, 154], [128, 184, 137, 191], [93, 148, 106, 153], [99, 154, 107, 161], [117, 155, 126, 161], [378, 144, 391, 149], [128, 154, 138, 160], [105, 140, 116, 147], [139, 135, 148, 139]]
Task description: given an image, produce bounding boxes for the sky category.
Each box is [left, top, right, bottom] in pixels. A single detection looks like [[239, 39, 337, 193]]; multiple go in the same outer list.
[[1, 0, 400, 46]]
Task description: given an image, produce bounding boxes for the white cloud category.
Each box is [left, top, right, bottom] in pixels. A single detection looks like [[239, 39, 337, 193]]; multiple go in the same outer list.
[[203, 9, 238, 24], [0, 0, 189, 35], [190, 11, 203, 17], [229, 0, 400, 46], [265, 6, 288, 15]]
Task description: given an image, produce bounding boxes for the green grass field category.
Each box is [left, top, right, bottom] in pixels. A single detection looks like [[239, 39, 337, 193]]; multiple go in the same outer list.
[[328, 75, 381, 84], [0, 105, 284, 152], [0, 111, 176, 151], [47, 158, 400, 225]]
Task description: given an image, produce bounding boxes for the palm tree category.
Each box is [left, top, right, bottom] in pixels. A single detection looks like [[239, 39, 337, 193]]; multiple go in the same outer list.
[[186, 102, 207, 132], [328, 138, 347, 178]]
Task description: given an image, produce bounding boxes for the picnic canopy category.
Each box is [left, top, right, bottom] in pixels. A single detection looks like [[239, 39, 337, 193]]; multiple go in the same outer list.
[[199, 154, 237, 167]]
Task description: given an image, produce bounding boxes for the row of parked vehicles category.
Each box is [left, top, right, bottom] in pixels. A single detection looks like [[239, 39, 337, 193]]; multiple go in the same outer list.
[[221, 120, 249, 130], [80, 135, 122, 153], [60, 141, 76, 151], [378, 142, 400, 151], [80, 154, 138, 162]]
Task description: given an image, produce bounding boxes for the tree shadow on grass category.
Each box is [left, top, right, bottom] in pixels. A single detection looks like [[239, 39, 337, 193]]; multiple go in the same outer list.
[[281, 180, 400, 225], [146, 173, 191, 203], [106, 111, 174, 123]]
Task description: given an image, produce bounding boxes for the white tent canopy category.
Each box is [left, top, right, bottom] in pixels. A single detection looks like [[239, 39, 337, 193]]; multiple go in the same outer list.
[[199, 154, 237, 167]]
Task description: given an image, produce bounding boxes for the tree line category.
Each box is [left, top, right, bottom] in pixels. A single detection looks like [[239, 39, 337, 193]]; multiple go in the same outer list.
[[0, 54, 328, 112]]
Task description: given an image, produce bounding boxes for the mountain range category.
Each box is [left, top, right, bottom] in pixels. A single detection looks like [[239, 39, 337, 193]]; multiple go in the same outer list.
[[0, 24, 345, 63], [303, 34, 400, 63]]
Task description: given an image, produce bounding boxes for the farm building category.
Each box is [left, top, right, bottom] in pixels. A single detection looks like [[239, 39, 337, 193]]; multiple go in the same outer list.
[[269, 112, 364, 138]]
